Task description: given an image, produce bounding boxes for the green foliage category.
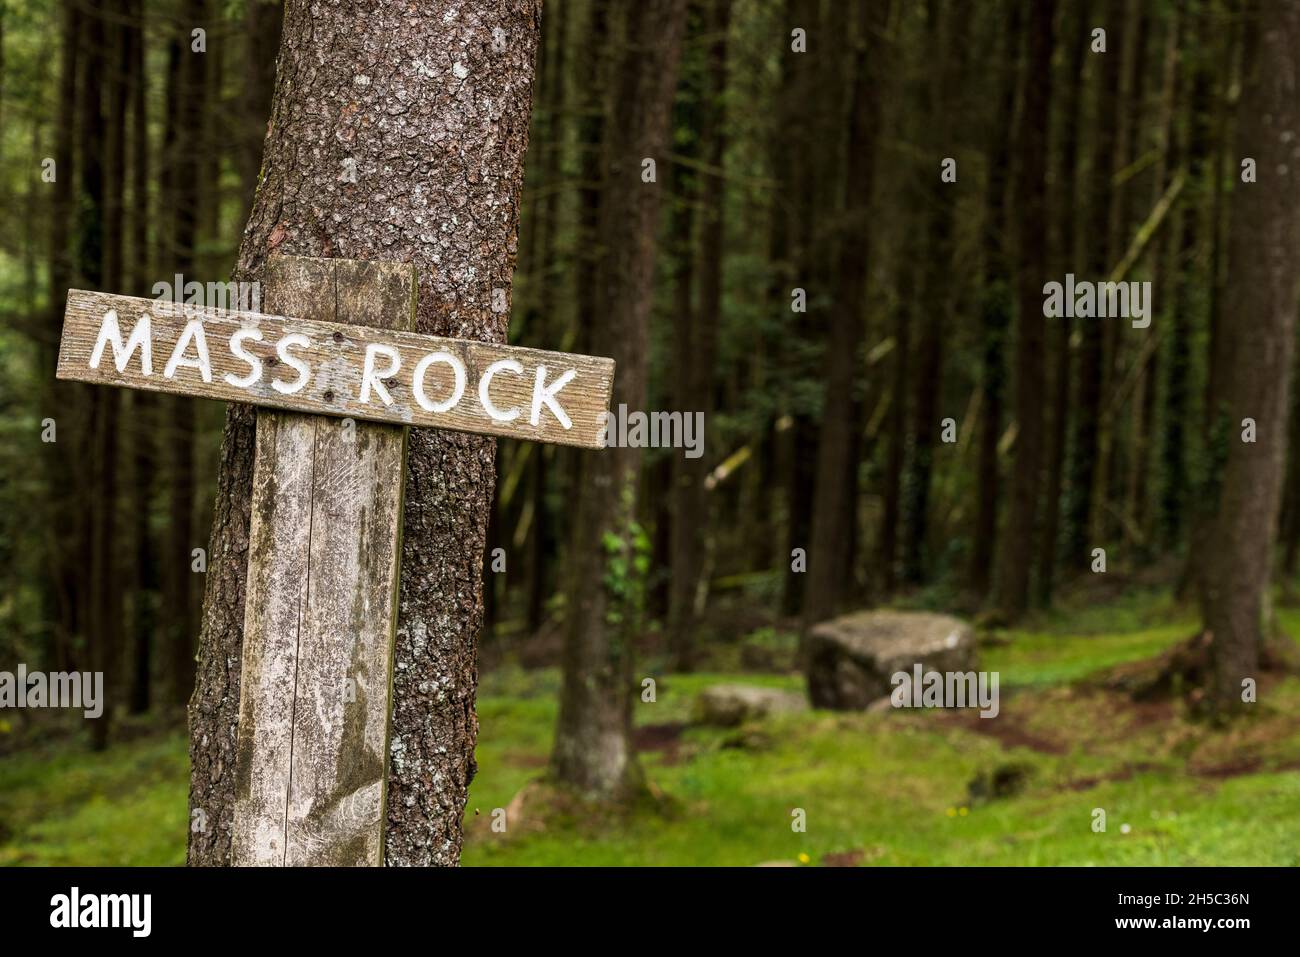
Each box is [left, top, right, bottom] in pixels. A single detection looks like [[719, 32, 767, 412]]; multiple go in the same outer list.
[[601, 514, 651, 629]]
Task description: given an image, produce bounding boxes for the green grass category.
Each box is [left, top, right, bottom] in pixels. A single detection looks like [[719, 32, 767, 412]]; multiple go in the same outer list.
[[984, 621, 1194, 689], [0, 732, 188, 866], [3, 590, 1298, 866], [461, 666, 1300, 866]]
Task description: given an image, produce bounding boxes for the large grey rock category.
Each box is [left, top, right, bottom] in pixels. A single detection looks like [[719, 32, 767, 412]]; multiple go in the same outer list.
[[805, 610, 976, 710], [693, 684, 807, 727]]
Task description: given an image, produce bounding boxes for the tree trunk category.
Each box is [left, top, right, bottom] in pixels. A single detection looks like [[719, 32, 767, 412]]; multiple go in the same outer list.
[[970, 0, 1022, 600], [102, 0, 130, 731], [1096, 2, 1150, 552], [525, 0, 567, 637], [573, 0, 610, 357], [126, 0, 157, 716], [560, 0, 610, 621], [1036, 0, 1090, 605], [666, 33, 699, 647], [758, 5, 792, 590], [880, 266, 912, 595], [670, 0, 731, 667], [551, 0, 687, 799], [804, 0, 888, 624], [1164, 9, 1212, 551], [1282, 338, 1300, 584], [902, 0, 969, 587], [41, 0, 83, 678], [1198, 0, 1300, 714], [78, 0, 115, 751], [1127, 5, 1182, 556], [1063, 0, 1123, 573], [994, 0, 1055, 619], [779, 0, 820, 618], [187, 0, 543, 867], [164, 0, 208, 709]]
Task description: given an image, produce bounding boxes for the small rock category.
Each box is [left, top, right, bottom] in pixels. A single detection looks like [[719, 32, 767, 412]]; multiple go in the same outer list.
[[693, 684, 807, 727], [805, 610, 977, 710]]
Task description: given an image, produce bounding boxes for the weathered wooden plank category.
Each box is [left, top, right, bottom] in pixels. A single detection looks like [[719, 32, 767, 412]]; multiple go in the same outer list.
[[56, 287, 615, 448], [283, 259, 410, 867], [231, 256, 412, 866], [231, 407, 318, 865], [232, 256, 339, 867]]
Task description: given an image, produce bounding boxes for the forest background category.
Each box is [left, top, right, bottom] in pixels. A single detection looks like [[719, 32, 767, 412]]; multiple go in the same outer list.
[[1, 0, 1299, 866]]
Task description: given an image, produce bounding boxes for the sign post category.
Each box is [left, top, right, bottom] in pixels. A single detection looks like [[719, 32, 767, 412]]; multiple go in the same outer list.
[[56, 255, 615, 865]]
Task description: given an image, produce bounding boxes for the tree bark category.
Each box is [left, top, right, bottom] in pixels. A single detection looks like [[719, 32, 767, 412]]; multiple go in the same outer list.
[[666, 150, 698, 653], [804, 0, 888, 624], [1282, 338, 1300, 584], [559, 0, 610, 624], [126, 0, 157, 716], [551, 0, 688, 799], [1127, 4, 1182, 556], [880, 266, 911, 595], [1037, 0, 1090, 604], [78, 0, 116, 752], [101, 0, 129, 731], [524, 0, 567, 637], [187, 0, 543, 867], [779, 0, 821, 617], [1164, 7, 1212, 550], [993, 0, 1055, 619], [41, 0, 83, 678], [164, 0, 208, 709], [573, 0, 610, 357], [1198, 0, 1300, 714], [901, 0, 968, 587], [670, 0, 731, 666], [1062, 0, 1123, 572], [970, 0, 1022, 599]]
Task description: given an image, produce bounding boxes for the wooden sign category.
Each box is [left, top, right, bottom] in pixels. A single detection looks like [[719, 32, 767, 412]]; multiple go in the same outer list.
[[53, 255, 616, 866], [230, 257, 411, 867], [56, 287, 615, 449]]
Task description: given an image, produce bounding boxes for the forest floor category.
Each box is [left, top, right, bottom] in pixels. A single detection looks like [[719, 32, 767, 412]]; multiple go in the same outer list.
[[3, 589, 1299, 866]]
